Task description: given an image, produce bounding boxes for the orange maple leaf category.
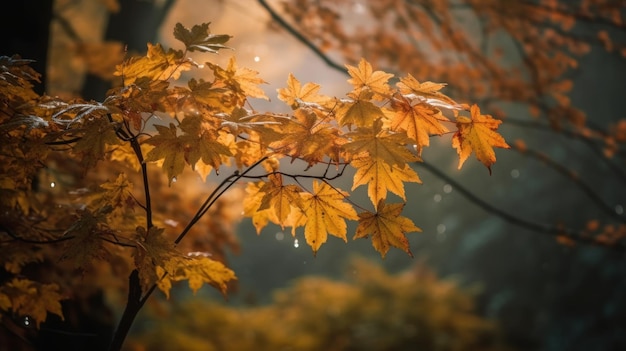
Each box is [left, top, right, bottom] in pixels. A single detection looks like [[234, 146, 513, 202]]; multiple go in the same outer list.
[[385, 96, 449, 155], [354, 200, 421, 258], [452, 104, 510, 173]]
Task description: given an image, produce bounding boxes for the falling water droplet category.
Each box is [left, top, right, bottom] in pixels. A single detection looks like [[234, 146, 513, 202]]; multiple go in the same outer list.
[[23, 316, 31, 327], [172, 177, 177, 183], [294, 239, 299, 248], [50, 182, 56, 188]]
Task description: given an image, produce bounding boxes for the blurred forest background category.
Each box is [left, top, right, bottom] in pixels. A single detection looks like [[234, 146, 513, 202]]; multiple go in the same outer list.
[[2, 0, 626, 350]]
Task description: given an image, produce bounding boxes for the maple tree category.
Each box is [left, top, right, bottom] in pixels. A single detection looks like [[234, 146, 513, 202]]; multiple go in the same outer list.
[[0, 20, 508, 350]]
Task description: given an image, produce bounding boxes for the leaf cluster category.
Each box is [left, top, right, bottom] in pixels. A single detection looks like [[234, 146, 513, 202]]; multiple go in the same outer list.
[[0, 22, 507, 331]]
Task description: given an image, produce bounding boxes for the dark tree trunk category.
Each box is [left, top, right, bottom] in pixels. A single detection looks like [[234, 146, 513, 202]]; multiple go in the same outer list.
[[81, 0, 176, 100], [0, 0, 54, 95]]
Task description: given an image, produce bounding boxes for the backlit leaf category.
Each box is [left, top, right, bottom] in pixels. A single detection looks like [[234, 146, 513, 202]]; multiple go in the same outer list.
[[452, 104, 510, 173], [354, 200, 421, 258]]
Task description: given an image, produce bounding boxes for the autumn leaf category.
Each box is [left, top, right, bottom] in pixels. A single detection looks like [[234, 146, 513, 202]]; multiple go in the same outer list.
[[144, 123, 187, 184], [114, 43, 191, 84], [2, 279, 64, 328], [346, 58, 394, 100], [157, 255, 236, 298], [452, 104, 510, 173], [335, 90, 384, 128], [397, 74, 461, 110], [258, 174, 304, 228], [243, 181, 272, 234], [343, 118, 420, 167], [277, 73, 329, 108], [384, 96, 449, 155], [62, 207, 112, 268], [133, 226, 178, 293], [354, 200, 421, 258], [351, 156, 421, 208], [269, 108, 341, 165], [179, 115, 233, 173], [208, 56, 268, 100], [173, 22, 232, 53], [289, 181, 358, 255], [73, 117, 122, 168]]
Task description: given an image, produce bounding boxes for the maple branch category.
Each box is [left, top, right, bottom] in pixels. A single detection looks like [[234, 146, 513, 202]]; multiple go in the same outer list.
[[510, 144, 626, 223], [415, 161, 626, 252], [0, 223, 73, 244], [128, 131, 153, 229], [174, 156, 269, 245], [256, 0, 346, 73]]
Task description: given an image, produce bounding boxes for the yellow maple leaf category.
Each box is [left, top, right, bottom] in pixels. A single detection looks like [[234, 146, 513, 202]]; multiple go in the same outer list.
[[73, 117, 122, 168], [5, 279, 64, 328], [346, 58, 394, 100], [243, 181, 272, 234], [114, 43, 191, 84], [335, 90, 384, 128], [351, 156, 421, 208], [277, 73, 329, 108], [269, 108, 341, 165], [354, 200, 421, 258], [258, 174, 304, 228], [384, 96, 449, 155], [289, 181, 358, 255], [208, 56, 268, 100], [452, 104, 510, 173], [157, 255, 236, 298], [144, 123, 187, 184], [343, 119, 420, 167]]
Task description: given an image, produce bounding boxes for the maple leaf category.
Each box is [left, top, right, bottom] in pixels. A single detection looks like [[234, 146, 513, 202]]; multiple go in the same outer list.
[[343, 119, 420, 167], [114, 43, 191, 84], [289, 181, 358, 255], [144, 123, 187, 184], [73, 117, 122, 168], [243, 181, 272, 234], [351, 156, 421, 208], [179, 115, 233, 173], [207, 56, 268, 100], [4, 279, 64, 328], [62, 207, 112, 268], [346, 58, 394, 100], [335, 90, 385, 128], [277, 73, 330, 109], [452, 104, 510, 173], [396, 74, 461, 110], [133, 226, 178, 293], [384, 96, 449, 155], [173, 22, 232, 53], [270, 108, 341, 165], [354, 200, 421, 258], [157, 255, 236, 298], [258, 174, 304, 228]]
